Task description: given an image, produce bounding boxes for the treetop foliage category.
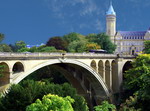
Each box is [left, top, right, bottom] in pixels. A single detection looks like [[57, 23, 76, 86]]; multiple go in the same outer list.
[[45, 32, 116, 53], [46, 36, 67, 50], [0, 33, 4, 43], [94, 101, 116, 111], [123, 54, 150, 110], [0, 32, 116, 53], [26, 94, 74, 111], [0, 33, 13, 52], [0, 80, 89, 111], [143, 40, 150, 54]]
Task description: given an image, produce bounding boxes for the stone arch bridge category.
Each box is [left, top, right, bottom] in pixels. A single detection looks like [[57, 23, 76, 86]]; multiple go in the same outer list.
[[0, 52, 134, 105]]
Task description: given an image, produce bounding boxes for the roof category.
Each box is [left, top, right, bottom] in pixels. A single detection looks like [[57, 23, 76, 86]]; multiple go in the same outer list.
[[106, 3, 116, 15], [118, 31, 146, 39]]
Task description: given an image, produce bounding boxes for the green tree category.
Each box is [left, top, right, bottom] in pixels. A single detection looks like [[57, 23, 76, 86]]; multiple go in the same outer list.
[[26, 94, 74, 111], [67, 40, 87, 52], [143, 40, 150, 54], [0, 33, 12, 52], [123, 54, 150, 110], [11, 41, 27, 52], [85, 33, 97, 43], [0, 80, 89, 111], [28, 46, 38, 52], [86, 33, 116, 53], [63, 32, 87, 52], [94, 101, 116, 111], [0, 44, 12, 52], [38, 46, 57, 52], [119, 94, 141, 111], [17, 47, 29, 52], [0, 33, 4, 43], [63, 32, 84, 44], [0, 65, 5, 78]]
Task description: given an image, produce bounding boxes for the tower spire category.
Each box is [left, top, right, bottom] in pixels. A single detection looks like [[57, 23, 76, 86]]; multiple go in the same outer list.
[[110, 0, 112, 6], [106, 1, 116, 16]]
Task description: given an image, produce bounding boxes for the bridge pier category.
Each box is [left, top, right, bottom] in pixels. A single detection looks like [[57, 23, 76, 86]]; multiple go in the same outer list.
[[116, 58, 124, 92], [102, 65, 105, 83]]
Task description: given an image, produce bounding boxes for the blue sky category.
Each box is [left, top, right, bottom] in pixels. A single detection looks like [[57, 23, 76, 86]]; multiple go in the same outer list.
[[0, 0, 150, 45]]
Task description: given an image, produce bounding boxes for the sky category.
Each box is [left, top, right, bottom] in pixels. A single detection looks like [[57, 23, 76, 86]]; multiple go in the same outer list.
[[0, 0, 150, 45]]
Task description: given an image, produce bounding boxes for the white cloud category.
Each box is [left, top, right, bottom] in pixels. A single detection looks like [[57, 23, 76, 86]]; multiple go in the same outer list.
[[43, 0, 106, 32], [79, 23, 90, 29], [79, 0, 98, 16], [44, 0, 103, 17], [78, 19, 103, 32], [125, 0, 150, 7], [95, 19, 102, 31]]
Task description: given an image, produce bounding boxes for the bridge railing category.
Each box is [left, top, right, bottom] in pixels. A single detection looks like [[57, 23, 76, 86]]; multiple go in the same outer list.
[[0, 52, 134, 58]]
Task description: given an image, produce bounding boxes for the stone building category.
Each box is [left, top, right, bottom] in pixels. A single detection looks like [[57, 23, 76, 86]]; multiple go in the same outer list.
[[106, 3, 150, 55]]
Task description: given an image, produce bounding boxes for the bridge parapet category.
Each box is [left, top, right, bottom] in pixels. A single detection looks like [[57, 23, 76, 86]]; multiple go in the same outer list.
[[0, 52, 134, 60]]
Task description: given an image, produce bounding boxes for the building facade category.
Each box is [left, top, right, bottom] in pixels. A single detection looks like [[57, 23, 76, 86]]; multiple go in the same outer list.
[[106, 3, 150, 55]]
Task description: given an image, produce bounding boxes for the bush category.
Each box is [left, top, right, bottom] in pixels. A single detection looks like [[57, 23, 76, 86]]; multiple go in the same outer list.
[[26, 94, 74, 111], [94, 101, 116, 111]]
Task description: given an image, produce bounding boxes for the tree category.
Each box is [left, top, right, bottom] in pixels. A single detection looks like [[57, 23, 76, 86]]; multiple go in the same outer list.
[[17, 47, 29, 52], [0, 33, 12, 52], [0, 80, 89, 111], [10, 41, 27, 52], [0, 65, 5, 78], [85, 43, 101, 51], [0, 44, 12, 52], [85, 33, 97, 43], [143, 40, 150, 54], [0, 33, 4, 43], [67, 40, 87, 52], [63, 32, 89, 52], [119, 94, 141, 111], [63, 32, 84, 44], [94, 101, 116, 111], [86, 33, 116, 53], [123, 54, 150, 110], [38, 46, 57, 52], [26, 94, 74, 111], [46, 36, 67, 50]]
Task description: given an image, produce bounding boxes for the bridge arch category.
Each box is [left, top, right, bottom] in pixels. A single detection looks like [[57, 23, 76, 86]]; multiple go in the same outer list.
[[12, 62, 24, 74], [111, 60, 117, 92], [122, 61, 132, 80], [98, 60, 104, 79], [90, 60, 97, 71], [12, 59, 110, 101], [0, 62, 10, 86], [105, 60, 111, 89]]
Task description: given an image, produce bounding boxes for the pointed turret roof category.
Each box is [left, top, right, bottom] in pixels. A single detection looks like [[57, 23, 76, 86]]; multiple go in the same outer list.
[[106, 2, 116, 15]]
